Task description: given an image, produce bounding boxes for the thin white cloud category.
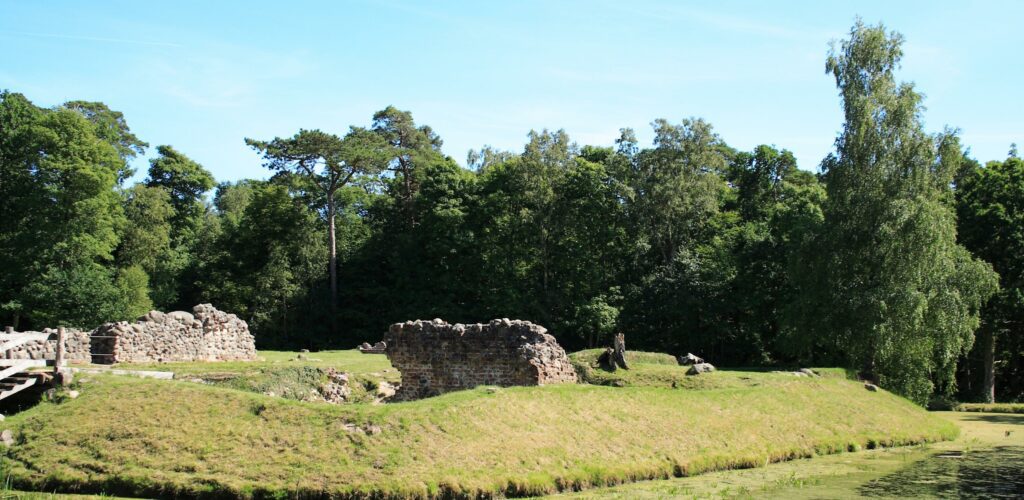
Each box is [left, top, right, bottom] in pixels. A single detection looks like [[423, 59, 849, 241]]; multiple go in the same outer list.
[[0, 30, 184, 48], [605, 2, 832, 42], [140, 47, 317, 109], [0, 72, 29, 91]]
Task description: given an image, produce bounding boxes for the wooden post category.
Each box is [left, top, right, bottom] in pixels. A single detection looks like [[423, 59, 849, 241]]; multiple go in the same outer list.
[[54, 326, 66, 383], [4, 326, 11, 333]]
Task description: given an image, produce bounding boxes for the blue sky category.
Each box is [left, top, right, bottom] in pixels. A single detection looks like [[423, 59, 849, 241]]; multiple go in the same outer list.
[[2, 1, 1021, 183]]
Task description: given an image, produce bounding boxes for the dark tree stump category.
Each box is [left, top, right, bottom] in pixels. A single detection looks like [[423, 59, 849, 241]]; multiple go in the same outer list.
[[597, 333, 629, 372], [598, 348, 617, 372], [612, 333, 628, 370]]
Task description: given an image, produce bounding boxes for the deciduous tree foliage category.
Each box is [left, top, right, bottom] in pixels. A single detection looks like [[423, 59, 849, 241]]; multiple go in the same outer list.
[[62, 100, 148, 183], [117, 185, 175, 307], [139, 146, 216, 310], [0, 92, 151, 327], [785, 21, 998, 404], [195, 181, 327, 347], [956, 154, 1024, 402], [146, 145, 215, 233]]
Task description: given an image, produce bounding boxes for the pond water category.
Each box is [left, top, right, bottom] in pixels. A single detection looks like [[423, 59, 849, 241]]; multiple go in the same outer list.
[[859, 446, 1024, 498]]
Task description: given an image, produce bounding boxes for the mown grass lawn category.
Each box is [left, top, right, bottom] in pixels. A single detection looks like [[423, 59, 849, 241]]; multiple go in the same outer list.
[[102, 349, 394, 377], [87, 350, 400, 404], [564, 411, 1024, 499], [1, 351, 956, 498], [569, 349, 853, 389], [955, 402, 1024, 414]]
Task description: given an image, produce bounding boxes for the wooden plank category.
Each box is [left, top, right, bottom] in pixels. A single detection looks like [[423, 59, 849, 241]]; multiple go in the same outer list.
[[0, 359, 49, 367], [0, 333, 52, 342], [55, 327, 66, 376], [69, 367, 174, 380], [0, 332, 54, 356], [0, 336, 40, 353], [0, 361, 36, 382], [0, 376, 37, 401]]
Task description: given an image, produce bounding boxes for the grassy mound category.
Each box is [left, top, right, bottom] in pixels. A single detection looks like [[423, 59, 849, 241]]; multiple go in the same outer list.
[[2, 358, 955, 499], [569, 349, 850, 389], [103, 349, 395, 378], [105, 350, 400, 404]]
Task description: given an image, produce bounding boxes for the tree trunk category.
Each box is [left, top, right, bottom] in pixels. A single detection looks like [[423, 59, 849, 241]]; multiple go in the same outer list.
[[282, 297, 289, 344], [541, 227, 549, 293], [399, 157, 415, 227], [860, 347, 877, 385], [981, 328, 996, 403], [327, 194, 338, 336], [612, 333, 628, 369]]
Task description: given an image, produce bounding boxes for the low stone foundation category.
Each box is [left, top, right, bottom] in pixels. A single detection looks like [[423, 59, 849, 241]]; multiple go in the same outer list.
[[3, 305, 256, 365], [2, 328, 91, 363], [91, 304, 257, 364], [383, 318, 577, 399]]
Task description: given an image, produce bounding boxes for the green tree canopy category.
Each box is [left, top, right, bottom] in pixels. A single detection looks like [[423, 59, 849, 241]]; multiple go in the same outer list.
[[63, 100, 148, 183], [146, 145, 215, 230], [957, 154, 1024, 402], [0, 92, 149, 328], [372, 106, 445, 227], [787, 20, 998, 404], [246, 127, 386, 335]]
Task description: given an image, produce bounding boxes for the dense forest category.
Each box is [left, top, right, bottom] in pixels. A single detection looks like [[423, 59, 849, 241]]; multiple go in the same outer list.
[[0, 22, 1020, 406]]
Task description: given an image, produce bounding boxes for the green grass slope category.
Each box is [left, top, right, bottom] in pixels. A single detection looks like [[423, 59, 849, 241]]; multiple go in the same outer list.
[[569, 349, 851, 389], [93, 350, 400, 404], [106, 350, 395, 377], [2, 355, 955, 499]]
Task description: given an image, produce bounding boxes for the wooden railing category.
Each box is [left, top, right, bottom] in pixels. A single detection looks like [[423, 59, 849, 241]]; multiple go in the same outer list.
[[0, 326, 67, 400]]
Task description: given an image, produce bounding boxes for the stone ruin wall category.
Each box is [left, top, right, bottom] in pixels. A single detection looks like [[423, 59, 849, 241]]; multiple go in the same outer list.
[[3, 304, 256, 365], [2, 328, 92, 363], [91, 304, 257, 364], [383, 318, 577, 399]]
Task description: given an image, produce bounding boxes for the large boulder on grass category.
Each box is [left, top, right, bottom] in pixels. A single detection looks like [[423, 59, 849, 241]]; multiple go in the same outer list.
[[686, 363, 716, 375]]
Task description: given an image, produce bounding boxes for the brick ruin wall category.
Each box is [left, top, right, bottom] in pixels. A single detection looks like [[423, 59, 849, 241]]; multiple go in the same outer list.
[[4, 304, 256, 364], [383, 318, 577, 399]]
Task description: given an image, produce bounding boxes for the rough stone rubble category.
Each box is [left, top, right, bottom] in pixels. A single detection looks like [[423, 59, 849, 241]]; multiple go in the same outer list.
[[91, 304, 256, 363], [4, 304, 256, 364], [2, 328, 91, 363], [383, 318, 577, 400], [358, 341, 386, 354]]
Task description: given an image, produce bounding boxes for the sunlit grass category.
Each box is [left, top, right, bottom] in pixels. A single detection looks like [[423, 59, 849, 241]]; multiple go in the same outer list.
[[101, 349, 393, 377], [566, 412, 1023, 498], [955, 402, 1024, 414], [0, 351, 955, 498], [569, 349, 853, 389]]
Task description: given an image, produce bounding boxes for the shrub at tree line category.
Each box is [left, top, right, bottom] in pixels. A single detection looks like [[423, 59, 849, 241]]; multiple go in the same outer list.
[[0, 21, 1019, 405]]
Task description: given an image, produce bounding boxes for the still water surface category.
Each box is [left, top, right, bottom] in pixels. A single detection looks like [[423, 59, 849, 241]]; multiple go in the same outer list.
[[859, 446, 1024, 498]]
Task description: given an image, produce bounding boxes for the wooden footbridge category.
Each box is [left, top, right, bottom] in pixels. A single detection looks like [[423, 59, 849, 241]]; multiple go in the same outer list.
[[0, 327, 67, 401]]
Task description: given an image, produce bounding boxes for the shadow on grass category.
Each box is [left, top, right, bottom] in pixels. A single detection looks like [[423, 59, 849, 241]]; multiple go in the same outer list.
[[958, 413, 1024, 426], [0, 387, 51, 418]]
